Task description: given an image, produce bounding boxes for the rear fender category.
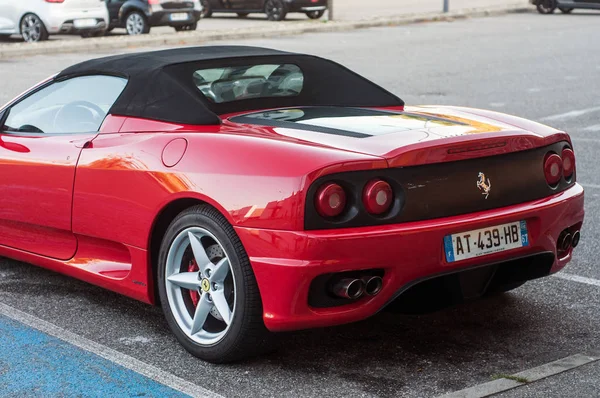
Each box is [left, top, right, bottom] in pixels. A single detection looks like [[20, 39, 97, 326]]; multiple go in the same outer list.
[[119, 1, 150, 23]]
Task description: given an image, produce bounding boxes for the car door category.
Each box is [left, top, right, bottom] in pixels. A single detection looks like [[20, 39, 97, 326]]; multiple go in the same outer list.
[[0, 0, 18, 34], [105, 0, 125, 23], [0, 75, 127, 260]]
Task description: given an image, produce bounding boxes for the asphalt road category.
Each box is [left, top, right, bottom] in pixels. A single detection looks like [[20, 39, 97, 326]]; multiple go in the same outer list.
[[1, 11, 600, 398]]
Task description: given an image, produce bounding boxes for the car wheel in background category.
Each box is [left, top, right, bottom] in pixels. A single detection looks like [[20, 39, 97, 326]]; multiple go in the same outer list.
[[237, 12, 249, 18], [558, 7, 573, 13], [201, 0, 213, 18], [125, 11, 150, 35], [157, 205, 271, 363], [265, 0, 287, 21], [20, 13, 49, 43], [174, 22, 198, 32], [305, 10, 325, 19], [536, 0, 557, 14]]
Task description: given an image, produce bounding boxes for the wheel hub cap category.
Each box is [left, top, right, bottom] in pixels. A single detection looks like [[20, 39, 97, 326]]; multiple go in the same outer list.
[[200, 278, 210, 292]]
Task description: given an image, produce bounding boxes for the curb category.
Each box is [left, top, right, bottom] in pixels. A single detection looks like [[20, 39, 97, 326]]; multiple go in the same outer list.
[[0, 4, 531, 59]]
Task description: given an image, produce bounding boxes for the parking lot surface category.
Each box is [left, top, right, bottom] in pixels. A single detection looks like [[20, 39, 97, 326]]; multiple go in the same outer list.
[[1, 11, 599, 397]]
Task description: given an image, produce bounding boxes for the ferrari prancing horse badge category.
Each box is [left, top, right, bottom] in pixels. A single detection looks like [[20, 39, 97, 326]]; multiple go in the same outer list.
[[477, 172, 491, 199]]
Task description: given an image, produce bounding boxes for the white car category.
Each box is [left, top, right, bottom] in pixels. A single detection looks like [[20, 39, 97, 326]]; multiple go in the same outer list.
[[0, 0, 109, 43]]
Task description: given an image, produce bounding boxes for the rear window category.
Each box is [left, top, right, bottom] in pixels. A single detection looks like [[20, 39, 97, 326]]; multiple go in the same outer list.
[[193, 64, 304, 103]]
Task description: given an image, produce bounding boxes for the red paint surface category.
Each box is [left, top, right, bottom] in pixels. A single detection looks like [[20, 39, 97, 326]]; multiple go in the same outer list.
[[0, 98, 585, 331], [161, 138, 188, 167], [237, 184, 584, 331], [0, 133, 96, 260]]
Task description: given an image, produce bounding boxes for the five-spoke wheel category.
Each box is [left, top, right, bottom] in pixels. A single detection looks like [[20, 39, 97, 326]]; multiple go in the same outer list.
[[165, 227, 235, 345], [158, 205, 270, 363], [265, 0, 287, 21]]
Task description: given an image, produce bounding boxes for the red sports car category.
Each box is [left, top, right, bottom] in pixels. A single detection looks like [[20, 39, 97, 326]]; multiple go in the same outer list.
[[0, 46, 584, 363]]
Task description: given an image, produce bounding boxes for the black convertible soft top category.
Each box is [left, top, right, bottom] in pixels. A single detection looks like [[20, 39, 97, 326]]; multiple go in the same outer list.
[[57, 46, 404, 125]]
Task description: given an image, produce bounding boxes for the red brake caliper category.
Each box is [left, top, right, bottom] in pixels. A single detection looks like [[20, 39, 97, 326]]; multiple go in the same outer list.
[[188, 260, 200, 307]]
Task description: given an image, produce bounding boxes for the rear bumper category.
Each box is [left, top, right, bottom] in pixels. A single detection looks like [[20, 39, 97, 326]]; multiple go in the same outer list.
[[235, 183, 584, 332], [147, 10, 201, 26], [286, 0, 328, 12], [59, 19, 107, 34], [43, 7, 109, 34]]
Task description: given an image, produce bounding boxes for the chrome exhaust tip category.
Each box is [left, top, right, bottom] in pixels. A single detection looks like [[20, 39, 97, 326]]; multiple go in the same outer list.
[[572, 231, 580, 248], [362, 276, 383, 296], [331, 278, 365, 299], [558, 231, 572, 252]]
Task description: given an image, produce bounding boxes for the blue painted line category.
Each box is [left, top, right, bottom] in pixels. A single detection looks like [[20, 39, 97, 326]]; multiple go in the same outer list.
[[0, 315, 190, 398]]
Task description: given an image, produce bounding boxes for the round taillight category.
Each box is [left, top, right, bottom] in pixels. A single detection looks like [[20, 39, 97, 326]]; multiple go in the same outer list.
[[562, 148, 575, 179], [315, 183, 346, 218], [362, 179, 393, 215], [544, 153, 563, 186]]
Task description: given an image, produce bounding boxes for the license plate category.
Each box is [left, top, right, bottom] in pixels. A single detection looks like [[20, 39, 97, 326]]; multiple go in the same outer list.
[[444, 221, 529, 263], [73, 19, 97, 29], [170, 13, 189, 21]]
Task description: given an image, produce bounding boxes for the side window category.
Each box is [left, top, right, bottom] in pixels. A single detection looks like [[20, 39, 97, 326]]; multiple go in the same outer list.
[[2, 75, 127, 134]]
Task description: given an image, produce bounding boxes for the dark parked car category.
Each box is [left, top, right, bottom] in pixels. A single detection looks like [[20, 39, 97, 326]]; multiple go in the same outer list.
[[105, 0, 202, 35], [200, 0, 327, 21], [532, 0, 600, 13]]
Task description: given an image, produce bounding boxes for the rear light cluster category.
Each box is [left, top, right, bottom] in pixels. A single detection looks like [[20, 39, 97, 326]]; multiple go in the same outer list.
[[314, 179, 394, 219], [543, 147, 575, 186], [315, 183, 346, 218], [45, 0, 65, 3]]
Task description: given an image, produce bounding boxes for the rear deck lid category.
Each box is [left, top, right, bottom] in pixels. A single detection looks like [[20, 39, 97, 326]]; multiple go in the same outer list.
[[228, 106, 552, 164]]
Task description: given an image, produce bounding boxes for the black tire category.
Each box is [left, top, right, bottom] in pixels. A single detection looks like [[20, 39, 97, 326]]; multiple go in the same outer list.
[[559, 7, 573, 13], [306, 10, 325, 19], [201, 0, 213, 18], [125, 11, 150, 35], [265, 0, 287, 21], [536, 0, 557, 14], [157, 205, 271, 363], [174, 22, 198, 32], [237, 12, 249, 18], [20, 13, 49, 43]]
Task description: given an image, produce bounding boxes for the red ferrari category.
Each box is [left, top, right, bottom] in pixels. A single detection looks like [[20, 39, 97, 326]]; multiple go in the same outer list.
[[0, 46, 584, 363]]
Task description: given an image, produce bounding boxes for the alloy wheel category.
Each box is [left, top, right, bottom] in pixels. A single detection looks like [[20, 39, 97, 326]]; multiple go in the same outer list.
[[165, 227, 236, 345], [537, 0, 557, 14], [21, 14, 43, 42], [265, 0, 286, 21], [126, 13, 146, 35]]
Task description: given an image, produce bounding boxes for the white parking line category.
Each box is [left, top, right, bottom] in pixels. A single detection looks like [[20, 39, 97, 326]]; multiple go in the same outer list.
[[0, 303, 223, 398], [582, 124, 600, 132], [437, 353, 600, 398], [553, 273, 600, 288], [540, 106, 600, 122]]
